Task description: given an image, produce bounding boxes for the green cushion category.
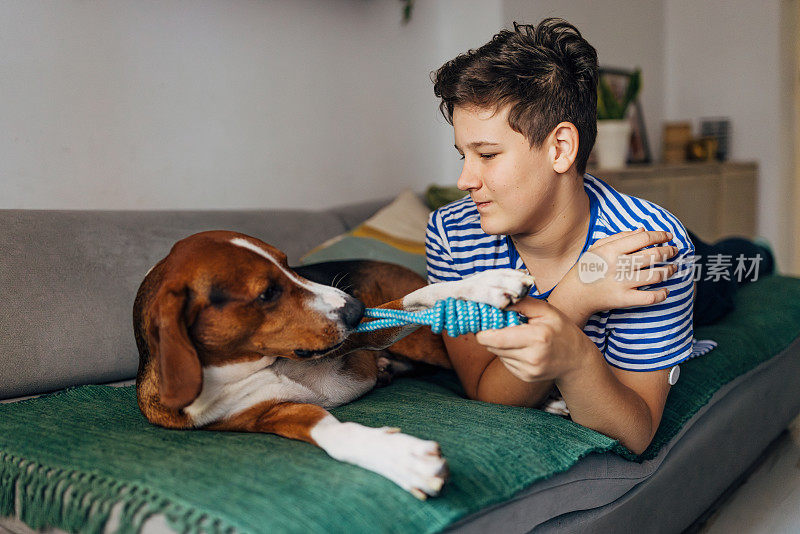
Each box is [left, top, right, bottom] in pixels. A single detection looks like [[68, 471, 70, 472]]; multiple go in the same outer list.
[[425, 185, 466, 211], [1, 275, 799, 534]]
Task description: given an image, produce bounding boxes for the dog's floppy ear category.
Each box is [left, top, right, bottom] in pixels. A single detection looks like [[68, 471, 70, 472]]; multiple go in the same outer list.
[[146, 283, 203, 410]]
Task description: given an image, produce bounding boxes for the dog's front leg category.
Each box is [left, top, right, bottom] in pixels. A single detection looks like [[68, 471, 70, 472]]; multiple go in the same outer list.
[[206, 401, 447, 499]]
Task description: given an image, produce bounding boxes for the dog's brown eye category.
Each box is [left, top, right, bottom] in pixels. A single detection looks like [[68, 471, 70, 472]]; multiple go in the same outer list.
[[258, 284, 282, 304]]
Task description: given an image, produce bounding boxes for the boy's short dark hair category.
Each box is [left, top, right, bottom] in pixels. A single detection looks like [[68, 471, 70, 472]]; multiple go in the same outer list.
[[432, 18, 598, 176]]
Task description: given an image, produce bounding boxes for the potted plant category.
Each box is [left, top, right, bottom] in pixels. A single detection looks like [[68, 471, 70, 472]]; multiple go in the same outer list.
[[595, 68, 641, 169]]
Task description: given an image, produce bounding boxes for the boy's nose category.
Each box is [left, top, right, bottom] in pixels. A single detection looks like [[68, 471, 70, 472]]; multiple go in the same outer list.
[[457, 162, 481, 191]]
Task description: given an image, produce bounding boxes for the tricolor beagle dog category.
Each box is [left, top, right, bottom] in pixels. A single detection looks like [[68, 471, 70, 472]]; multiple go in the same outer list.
[[133, 230, 534, 499]]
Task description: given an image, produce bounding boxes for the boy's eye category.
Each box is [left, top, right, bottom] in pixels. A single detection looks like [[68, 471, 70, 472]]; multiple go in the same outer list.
[[458, 153, 497, 160]]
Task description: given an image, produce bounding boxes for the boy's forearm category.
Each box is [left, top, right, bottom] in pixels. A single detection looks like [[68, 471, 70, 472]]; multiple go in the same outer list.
[[443, 333, 553, 408], [545, 280, 593, 328], [474, 358, 554, 407], [556, 341, 656, 454]]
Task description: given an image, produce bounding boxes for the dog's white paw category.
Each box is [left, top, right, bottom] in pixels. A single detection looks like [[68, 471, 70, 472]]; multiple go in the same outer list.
[[313, 418, 447, 498], [456, 269, 535, 309], [364, 426, 448, 499]]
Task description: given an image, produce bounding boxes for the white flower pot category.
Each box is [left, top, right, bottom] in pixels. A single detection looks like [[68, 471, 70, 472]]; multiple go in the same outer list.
[[595, 120, 632, 170]]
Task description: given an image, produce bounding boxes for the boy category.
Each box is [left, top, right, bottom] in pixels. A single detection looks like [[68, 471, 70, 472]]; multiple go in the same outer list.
[[426, 19, 693, 454]]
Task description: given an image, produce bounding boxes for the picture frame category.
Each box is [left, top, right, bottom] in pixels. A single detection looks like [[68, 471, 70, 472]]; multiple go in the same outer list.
[[598, 67, 652, 164]]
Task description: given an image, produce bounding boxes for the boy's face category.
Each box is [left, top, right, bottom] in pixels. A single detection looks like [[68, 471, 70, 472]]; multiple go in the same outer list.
[[453, 105, 561, 236]]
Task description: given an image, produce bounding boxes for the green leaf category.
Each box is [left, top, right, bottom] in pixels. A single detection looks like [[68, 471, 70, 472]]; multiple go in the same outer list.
[[598, 77, 623, 120], [621, 69, 642, 117], [597, 69, 642, 120]]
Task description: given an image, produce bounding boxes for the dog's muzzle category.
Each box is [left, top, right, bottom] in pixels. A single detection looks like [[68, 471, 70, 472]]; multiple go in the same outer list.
[[293, 299, 364, 358]]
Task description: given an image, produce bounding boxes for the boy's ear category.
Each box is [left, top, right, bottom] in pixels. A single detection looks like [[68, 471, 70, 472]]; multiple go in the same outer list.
[[550, 122, 580, 174]]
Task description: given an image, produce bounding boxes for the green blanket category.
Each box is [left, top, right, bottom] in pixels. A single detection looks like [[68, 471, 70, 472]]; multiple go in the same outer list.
[[2, 275, 800, 534]]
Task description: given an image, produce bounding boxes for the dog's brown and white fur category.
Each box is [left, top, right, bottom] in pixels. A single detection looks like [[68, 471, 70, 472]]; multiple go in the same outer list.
[[134, 230, 533, 498]]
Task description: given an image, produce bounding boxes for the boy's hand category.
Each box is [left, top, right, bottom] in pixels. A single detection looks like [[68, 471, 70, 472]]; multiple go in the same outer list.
[[552, 228, 678, 326], [475, 297, 595, 383]]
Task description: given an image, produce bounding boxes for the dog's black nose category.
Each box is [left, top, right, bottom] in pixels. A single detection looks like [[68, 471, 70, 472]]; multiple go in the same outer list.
[[340, 299, 365, 330]]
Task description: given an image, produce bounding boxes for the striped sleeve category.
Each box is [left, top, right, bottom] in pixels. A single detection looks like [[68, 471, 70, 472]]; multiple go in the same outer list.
[[425, 209, 461, 284], [603, 233, 697, 372]]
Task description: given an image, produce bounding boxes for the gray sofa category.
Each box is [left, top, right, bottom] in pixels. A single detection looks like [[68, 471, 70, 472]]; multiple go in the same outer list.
[[1, 203, 799, 534]]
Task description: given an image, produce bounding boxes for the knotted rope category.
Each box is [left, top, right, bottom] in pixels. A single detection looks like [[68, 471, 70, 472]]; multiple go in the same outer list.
[[354, 297, 525, 337]]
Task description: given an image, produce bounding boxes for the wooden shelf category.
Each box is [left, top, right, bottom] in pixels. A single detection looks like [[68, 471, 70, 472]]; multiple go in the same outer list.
[[586, 162, 758, 242]]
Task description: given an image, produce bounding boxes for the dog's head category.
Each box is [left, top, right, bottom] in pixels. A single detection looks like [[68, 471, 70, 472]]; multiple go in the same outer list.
[[141, 230, 364, 410]]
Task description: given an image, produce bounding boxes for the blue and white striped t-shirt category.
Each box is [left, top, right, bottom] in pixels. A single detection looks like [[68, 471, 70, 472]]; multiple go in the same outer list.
[[425, 173, 696, 372]]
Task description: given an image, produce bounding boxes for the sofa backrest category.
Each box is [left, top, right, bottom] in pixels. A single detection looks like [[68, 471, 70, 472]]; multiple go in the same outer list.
[[0, 200, 386, 400]]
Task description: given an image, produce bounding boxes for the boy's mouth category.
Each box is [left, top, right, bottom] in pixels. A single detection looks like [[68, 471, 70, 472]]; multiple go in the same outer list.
[[474, 200, 492, 210]]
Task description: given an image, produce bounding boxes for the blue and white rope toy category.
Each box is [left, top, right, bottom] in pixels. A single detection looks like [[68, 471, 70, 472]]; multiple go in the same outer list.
[[354, 297, 525, 337]]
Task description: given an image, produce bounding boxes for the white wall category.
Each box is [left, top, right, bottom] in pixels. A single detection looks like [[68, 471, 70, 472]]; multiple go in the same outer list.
[[664, 0, 797, 271], [0, 0, 471, 210]]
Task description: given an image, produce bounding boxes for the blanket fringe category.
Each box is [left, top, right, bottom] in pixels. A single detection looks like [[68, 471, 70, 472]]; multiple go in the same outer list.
[[0, 450, 227, 534]]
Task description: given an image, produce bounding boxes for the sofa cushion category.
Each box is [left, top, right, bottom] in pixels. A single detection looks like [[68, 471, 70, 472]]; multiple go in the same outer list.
[[0, 208, 351, 400], [301, 189, 430, 276]]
